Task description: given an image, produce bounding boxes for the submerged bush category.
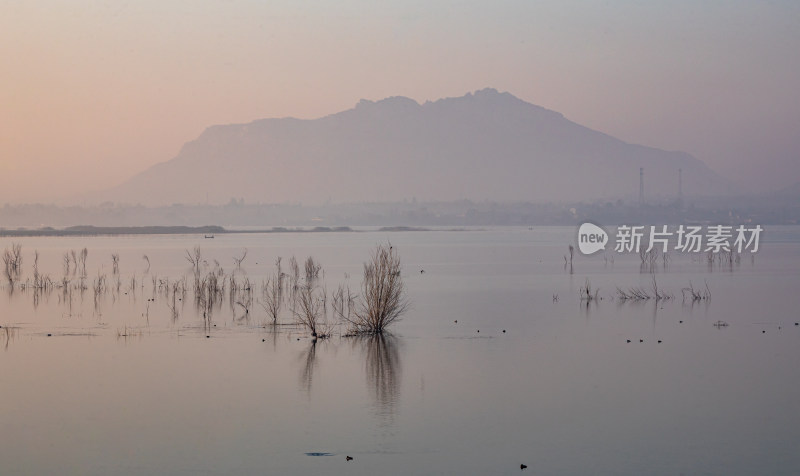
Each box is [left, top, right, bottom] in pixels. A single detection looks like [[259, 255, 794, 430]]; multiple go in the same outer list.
[[293, 284, 335, 339], [347, 244, 408, 334]]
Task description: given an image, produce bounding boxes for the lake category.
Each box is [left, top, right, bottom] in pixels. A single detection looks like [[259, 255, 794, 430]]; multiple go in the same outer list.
[[1, 226, 799, 475]]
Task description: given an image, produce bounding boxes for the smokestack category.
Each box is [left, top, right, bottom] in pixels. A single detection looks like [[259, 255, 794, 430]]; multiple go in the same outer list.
[[639, 167, 644, 206]]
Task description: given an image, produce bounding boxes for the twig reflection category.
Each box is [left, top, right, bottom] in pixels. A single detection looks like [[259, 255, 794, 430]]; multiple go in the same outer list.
[[355, 334, 401, 419], [299, 339, 319, 394], [2, 326, 17, 350]]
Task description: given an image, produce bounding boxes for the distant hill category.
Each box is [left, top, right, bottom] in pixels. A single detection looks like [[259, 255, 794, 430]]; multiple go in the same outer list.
[[98, 88, 732, 205]]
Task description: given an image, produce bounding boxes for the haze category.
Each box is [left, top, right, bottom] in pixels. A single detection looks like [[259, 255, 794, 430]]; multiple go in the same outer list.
[[2, 1, 799, 204]]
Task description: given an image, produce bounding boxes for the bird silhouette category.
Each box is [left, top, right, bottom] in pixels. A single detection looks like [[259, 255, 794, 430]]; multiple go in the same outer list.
[[520, 463, 527, 470], [346, 456, 353, 461]]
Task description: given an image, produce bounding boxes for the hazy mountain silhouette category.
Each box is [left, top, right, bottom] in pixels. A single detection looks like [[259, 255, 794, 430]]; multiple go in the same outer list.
[[100, 88, 732, 205]]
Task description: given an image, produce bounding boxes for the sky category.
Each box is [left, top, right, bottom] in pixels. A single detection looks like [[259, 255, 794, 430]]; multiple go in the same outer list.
[[1, 0, 798, 204]]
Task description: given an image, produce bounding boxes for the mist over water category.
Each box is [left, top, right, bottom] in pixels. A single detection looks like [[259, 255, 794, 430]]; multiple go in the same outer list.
[[4, 2, 799, 473], [0, 227, 798, 475]]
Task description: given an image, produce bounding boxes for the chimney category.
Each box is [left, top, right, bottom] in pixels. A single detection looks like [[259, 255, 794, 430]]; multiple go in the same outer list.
[[639, 167, 644, 206]]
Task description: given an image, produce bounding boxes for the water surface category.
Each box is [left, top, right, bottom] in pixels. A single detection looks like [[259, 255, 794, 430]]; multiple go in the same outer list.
[[1, 227, 799, 475]]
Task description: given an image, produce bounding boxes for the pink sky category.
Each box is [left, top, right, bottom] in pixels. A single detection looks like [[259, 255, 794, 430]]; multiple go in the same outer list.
[[1, 1, 798, 203]]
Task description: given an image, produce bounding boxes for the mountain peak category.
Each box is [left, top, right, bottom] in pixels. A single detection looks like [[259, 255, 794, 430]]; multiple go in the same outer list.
[[101, 89, 731, 206], [423, 87, 510, 104], [355, 95, 420, 111], [469, 87, 528, 106], [472, 87, 502, 97]]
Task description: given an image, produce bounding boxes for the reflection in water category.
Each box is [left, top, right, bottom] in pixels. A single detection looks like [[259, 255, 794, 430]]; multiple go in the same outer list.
[[356, 334, 401, 421], [296, 334, 401, 419], [681, 297, 711, 319], [2, 326, 16, 350], [267, 325, 279, 352], [298, 340, 318, 394], [580, 297, 599, 318]]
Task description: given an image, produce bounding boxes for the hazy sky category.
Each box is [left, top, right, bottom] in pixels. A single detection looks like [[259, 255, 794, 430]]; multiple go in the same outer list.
[[1, 0, 798, 203]]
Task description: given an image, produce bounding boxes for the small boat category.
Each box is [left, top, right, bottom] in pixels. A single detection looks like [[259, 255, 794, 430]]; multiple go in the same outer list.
[[204, 234, 215, 239]]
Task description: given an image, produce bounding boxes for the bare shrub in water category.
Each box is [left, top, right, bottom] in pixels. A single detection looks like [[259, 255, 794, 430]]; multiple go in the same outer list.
[[233, 248, 248, 269], [305, 256, 322, 283], [332, 284, 355, 324], [579, 278, 599, 301], [185, 246, 202, 273], [293, 284, 333, 339], [79, 248, 88, 276], [260, 274, 282, 325], [3, 243, 23, 285], [347, 244, 408, 334]]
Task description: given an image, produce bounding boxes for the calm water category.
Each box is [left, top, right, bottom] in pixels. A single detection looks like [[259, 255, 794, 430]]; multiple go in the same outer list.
[[1, 227, 799, 475]]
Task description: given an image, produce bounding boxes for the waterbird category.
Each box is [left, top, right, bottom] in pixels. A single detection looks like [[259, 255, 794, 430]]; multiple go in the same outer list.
[[627, 340, 631, 343], [658, 340, 662, 343], [521, 463, 527, 470], [346, 456, 353, 461], [639, 339, 643, 342]]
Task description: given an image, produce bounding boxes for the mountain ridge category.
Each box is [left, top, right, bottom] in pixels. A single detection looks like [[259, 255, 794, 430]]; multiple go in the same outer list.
[[95, 88, 732, 206]]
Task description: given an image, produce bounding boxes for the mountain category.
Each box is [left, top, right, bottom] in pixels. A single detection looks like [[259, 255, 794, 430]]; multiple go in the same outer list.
[[100, 88, 732, 205]]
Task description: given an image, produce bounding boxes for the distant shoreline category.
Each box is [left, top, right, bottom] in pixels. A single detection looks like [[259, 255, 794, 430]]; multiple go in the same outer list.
[[0, 225, 435, 237]]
